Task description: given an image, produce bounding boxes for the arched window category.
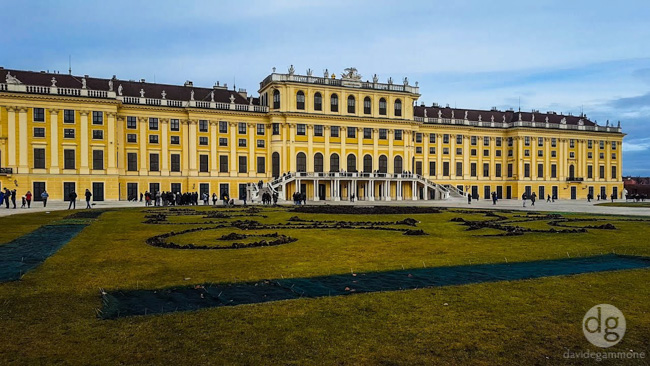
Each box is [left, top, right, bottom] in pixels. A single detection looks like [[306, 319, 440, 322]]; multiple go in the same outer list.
[[379, 155, 388, 173], [569, 164, 575, 179], [272, 152, 280, 178], [314, 92, 322, 111], [394, 98, 402, 117], [296, 91, 305, 110], [314, 153, 324, 173], [347, 95, 356, 114], [363, 154, 373, 173], [296, 152, 307, 172], [330, 93, 339, 112], [363, 96, 371, 114], [273, 90, 280, 109], [379, 98, 387, 115], [330, 153, 340, 172], [394, 156, 403, 174], [347, 154, 357, 172]]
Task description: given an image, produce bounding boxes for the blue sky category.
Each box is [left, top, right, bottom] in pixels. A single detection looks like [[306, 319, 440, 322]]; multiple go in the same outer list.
[[2, 0, 649, 175]]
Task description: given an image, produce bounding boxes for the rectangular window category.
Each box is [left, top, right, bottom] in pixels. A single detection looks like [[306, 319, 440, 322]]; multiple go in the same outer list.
[[238, 156, 247, 173], [171, 154, 181, 172], [33, 108, 45, 122], [127, 116, 137, 129], [508, 137, 514, 147], [331, 126, 339, 137], [364, 128, 372, 139], [495, 150, 501, 157], [551, 138, 557, 147], [314, 125, 323, 137], [219, 138, 228, 146], [456, 135, 463, 144], [415, 133, 422, 143], [443, 147, 449, 155], [495, 163, 502, 178], [297, 124, 306, 136], [127, 183, 138, 200], [569, 152, 575, 159], [92, 111, 103, 125], [443, 134, 450, 144], [199, 120, 208, 132], [525, 136, 530, 146], [537, 163, 544, 178], [483, 136, 490, 146], [199, 136, 208, 146], [442, 162, 450, 177], [170, 136, 180, 144], [611, 166, 617, 179], [93, 130, 104, 140], [483, 149, 489, 157], [611, 153, 616, 160], [570, 139, 575, 148], [34, 148, 46, 169], [496, 137, 502, 147], [470, 163, 477, 177], [483, 163, 489, 177], [170, 119, 180, 131], [588, 140, 593, 149], [416, 147, 422, 154], [429, 133, 435, 143], [219, 121, 228, 133], [238, 122, 247, 134], [456, 162, 463, 177], [347, 128, 356, 138], [471, 149, 477, 156], [257, 123, 265, 136], [127, 134, 137, 143], [64, 149, 75, 170], [524, 163, 530, 178], [508, 164, 513, 178], [64, 109, 75, 123], [456, 148, 462, 155], [471, 136, 477, 145], [272, 123, 280, 135], [587, 165, 593, 179], [429, 161, 436, 176], [64, 128, 75, 139], [34, 127, 45, 138], [395, 130, 402, 140], [238, 139, 247, 147], [379, 129, 387, 140], [612, 141, 617, 150], [219, 155, 228, 173], [599, 165, 605, 178], [149, 135, 159, 144], [92, 150, 104, 170], [149, 118, 158, 130], [524, 149, 530, 157], [538, 137, 543, 147], [588, 152, 593, 159], [127, 153, 137, 171], [537, 150, 543, 157], [551, 164, 557, 178], [199, 155, 209, 172], [257, 139, 265, 148], [149, 154, 159, 172], [429, 147, 435, 154], [551, 151, 557, 158], [508, 149, 513, 157], [257, 156, 265, 174]]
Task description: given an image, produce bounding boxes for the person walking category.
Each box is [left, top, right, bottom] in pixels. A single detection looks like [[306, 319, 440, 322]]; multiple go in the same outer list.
[[3, 188, 10, 208], [610, 193, 615, 203], [85, 189, 92, 209], [522, 192, 527, 207], [68, 191, 77, 209], [41, 190, 49, 207], [467, 194, 472, 205], [25, 191, 32, 208], [21, 196, 26, 208], [491, 191, 497, 205], [11, 189, 17, 209], [547, 194, 551, 203], [531, 192, 536, 206]]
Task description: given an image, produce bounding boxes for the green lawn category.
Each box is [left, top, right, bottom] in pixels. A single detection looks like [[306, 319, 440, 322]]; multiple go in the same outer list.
[[596, 202, 650, 208], [0, 206, 649, 365]]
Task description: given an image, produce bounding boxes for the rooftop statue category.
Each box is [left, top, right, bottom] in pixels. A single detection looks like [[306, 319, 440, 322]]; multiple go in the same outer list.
[[190, 90, 195, 101], [139, 88, 145, 98], [81, 77, 87, 89], [161, 90, 166, 99], [108, 79, 113, 92], [5, 72, 21, 84], [323, 69, 329, 78], [373, 74, 378, 83], [51, 77, 57, 87], [210, 90, 214, 102], [288, 65, 295, 76], [118, 84, 123, 96], [341, 67, 362, 80]]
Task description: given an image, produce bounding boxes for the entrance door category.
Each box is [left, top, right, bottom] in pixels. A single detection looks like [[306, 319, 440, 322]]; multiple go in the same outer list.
[[600, 186, 606, 199], [300, 183, 307, 196], [127, 183, 138, 201], [506, 186, 512, 199], [171, 183, 181, 194], [483, 186, 490, 200], [471, 186, 478, 199], [92, 182, 104, 201], [63, 182, 76, 201], [149, 183, 160, 195], [200, 183, 210, 198], [613, 187, 618, 199], [318, 184, 326, 200], [238, 184, 247, 200], [539, 186, 545, 200], [497, 186, 503, 199], [33, 182, 46, 201], [588, 186, 594, 197], [552, 186, 558, 200], [571, 186, 577, 200]]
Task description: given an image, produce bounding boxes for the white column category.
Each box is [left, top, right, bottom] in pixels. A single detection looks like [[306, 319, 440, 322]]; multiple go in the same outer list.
[[79, 110, 90, 174], [368, 178, 374, 201], [248, 123, 255, 175], [313, 179, 319, 201], [181, 120, 189, 175], [388, 130, 394, 174], [49, 109, 60, 174], [385, 180, 391, 201], [7, 107, 16, 168], [107, 112, 117, 174]]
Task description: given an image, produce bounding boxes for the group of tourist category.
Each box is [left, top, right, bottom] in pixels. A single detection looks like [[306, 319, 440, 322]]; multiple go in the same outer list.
[[1, 188, 50, 209], [260, 192, 278, 205], [292, 191, 307, 205]]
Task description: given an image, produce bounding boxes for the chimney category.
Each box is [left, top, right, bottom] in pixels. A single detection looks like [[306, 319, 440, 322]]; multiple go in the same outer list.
[[238, 88, 247, 98], [184, 80, 193, 87]]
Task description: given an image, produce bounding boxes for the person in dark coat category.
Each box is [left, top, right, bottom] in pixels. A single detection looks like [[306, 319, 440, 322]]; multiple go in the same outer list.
[[3, 188, 10, 208], [467, 194, 472, 204], [68, 191, 77, 209], [41, 190, 49, 207], [11, 189, 17, 209], [85, 189, 92, 209]]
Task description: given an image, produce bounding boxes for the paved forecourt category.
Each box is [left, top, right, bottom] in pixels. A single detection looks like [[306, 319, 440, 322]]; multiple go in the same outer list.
[[0, 196, 648, 217]]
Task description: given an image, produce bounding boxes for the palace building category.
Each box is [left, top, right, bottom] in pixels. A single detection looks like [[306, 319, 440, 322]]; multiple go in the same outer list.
[[0, 66, 624, 202]]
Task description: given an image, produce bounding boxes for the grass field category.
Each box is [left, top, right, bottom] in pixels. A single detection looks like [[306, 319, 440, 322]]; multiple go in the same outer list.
[[0, 205, 649, 365], [596, 202, 650, 208]]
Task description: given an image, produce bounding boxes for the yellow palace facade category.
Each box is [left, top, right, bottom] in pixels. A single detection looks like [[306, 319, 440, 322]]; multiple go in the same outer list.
[[0, 66, 624, 202]]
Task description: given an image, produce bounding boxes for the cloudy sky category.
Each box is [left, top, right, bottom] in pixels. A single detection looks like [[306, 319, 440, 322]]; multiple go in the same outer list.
[[2, 0, 649, 175]]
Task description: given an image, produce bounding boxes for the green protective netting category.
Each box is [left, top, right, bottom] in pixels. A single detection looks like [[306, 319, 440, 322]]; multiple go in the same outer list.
[[0, 224, 88, 282], [99, 254, 650, 319]]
